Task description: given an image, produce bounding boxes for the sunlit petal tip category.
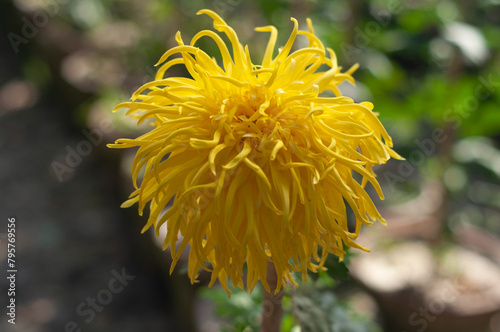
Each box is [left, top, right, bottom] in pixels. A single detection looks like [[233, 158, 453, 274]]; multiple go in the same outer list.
[[346, 63, 360, 75], [120, 199, 136, 208], [196, 9, 212, 16]]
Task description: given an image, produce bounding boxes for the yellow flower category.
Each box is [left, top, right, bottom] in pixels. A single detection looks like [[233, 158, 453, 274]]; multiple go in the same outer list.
[[109, 10, 401, 295]]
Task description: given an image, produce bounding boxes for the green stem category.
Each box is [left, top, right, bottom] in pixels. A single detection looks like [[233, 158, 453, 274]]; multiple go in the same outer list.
[[260, 261, 283, 332]]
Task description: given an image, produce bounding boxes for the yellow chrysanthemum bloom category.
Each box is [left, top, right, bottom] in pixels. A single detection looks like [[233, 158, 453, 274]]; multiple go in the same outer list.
[[109, 10, 401, 295]]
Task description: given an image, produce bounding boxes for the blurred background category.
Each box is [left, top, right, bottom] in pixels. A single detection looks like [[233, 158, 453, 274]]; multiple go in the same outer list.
[[1, 0, 500, 331]]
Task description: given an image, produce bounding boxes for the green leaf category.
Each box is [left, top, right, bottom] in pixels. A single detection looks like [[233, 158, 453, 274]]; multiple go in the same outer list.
[[293, 291, 382, 332]]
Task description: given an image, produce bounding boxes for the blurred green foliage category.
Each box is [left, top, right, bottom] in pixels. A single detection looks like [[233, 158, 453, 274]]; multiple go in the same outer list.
[[200, 256, 380, 332]]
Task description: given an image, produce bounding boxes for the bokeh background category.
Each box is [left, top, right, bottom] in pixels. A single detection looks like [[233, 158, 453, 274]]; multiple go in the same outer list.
[[1, 0, 500, 331]]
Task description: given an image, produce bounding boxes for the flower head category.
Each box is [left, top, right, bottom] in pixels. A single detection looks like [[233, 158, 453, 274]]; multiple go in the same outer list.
[[109, 10, 402, 294]]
